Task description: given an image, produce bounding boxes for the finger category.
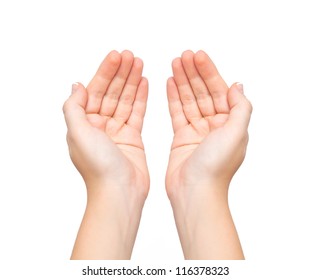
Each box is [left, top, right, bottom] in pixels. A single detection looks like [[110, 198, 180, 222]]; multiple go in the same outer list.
[[86, 50, 121, 113], [172, 57, 202, 121], [167, 77, 189, 132], [99, 50, 134, 116], [113, 57, 143, 121], [127, 77, 148, 132], [181, 50, 216, 116], [226, 83, 253, 133], [63, 83, 88, 129], [194, 50, 229, 113]]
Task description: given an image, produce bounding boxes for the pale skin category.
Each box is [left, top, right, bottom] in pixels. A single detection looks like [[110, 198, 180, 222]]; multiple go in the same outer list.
[[63, 50, 252, 260], [166, 50, 252, 259], [63, 50, 150, 259]]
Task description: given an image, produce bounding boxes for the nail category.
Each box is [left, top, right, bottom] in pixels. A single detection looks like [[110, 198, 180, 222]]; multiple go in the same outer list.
[[71, 82, 79, 95], [236, 82, 244, 94]]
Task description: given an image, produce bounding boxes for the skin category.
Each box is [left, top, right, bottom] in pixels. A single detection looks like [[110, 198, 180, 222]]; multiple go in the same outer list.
[[63, 49, 252, 260], [166, 50, 252, 259], [63, 50, 149, 259]]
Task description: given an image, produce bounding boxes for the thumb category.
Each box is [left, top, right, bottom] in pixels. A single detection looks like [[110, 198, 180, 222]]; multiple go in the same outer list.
[[226, 83, 253, 132], [63, 83, 89, 129]]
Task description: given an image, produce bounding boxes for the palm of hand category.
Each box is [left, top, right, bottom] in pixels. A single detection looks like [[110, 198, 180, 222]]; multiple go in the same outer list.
[[86, 113, 144, 149], [166, 51, 250, 194], [67, 51, 149, 191], [171, 113, 228, 149], [167, 111, 231, 190]]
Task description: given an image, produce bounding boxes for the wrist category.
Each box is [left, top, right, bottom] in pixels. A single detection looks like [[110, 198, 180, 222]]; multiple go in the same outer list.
[[71, 183, 146, 260], [170, 182, 230, 221], [85, 183, 146, 226], [167, 179, 230, 206], [168, 181, 243, 260], [71, 201, 137, 259]]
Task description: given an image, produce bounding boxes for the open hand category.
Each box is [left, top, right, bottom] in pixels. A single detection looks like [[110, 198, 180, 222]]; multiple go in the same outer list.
[[63, 51, 149, 197], [166, 50, 252, 198]]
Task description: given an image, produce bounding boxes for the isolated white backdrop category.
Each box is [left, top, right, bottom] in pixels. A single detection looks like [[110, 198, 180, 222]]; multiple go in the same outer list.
[[0, 0, 310, 279]]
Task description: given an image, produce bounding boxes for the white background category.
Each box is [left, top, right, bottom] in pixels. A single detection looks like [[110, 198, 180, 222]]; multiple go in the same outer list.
[[0, 0, 310, 279]]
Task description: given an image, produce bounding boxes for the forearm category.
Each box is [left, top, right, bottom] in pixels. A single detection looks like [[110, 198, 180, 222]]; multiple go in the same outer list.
[[172, 186, 244, 260], [71, 187, 143, 260]]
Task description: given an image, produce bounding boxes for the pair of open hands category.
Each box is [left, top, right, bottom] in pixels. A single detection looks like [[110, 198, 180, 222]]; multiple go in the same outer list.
[[63, 50, 252, 259]]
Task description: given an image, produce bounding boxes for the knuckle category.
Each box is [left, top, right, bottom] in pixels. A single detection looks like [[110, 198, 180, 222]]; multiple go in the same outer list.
[[66, 130, 79, 147], [209, 87, 224, 97], [180, 90, 195, 103], [247, 100, 253, 113], [62, 100, 70, 114], [193, 85, 208, 99], [243, 132, 249, 144], [121, 93, 134, 104], [93, 89, 105, 98], [107, 87, 122, 100], [66, 132, 71, 144]]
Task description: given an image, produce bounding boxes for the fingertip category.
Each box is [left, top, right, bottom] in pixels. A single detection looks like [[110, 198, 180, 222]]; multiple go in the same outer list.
[[140, 76, 148, 86], [167, 76, 173, 83], [140, 76, 148, 84], [107, 50, 122, 65], [172, 57, 181, 69], [228, 83, 253, 113], [236, 84, 253, 114], [133, 57, 144, 68], [71, 82, 79, 95], [122, 49, 134, 56], [121, 50, 134, 62], [228, 83, 242, 106], [181, 50, 194, 63], [195, 49, 207, 56], [230, 82, 245, 97], [71, 82, 86, 93], [194, 50, 207, 65], [71, 81, 87, 93], [236, 82, 244, 94], [69, 81, 87, 105], [167, 77, 176, 88]]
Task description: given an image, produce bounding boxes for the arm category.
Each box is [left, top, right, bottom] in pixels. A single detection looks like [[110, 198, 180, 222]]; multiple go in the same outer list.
[[166, 50, 252, 259], [63, 51, 149, 259], [171, 183, 244, 259], [70, 186, 143, 259]]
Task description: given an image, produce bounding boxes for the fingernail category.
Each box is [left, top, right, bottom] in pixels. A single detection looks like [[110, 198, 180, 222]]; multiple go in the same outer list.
[[236, 82, 244, 94], [71, 82, 79, 95]]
